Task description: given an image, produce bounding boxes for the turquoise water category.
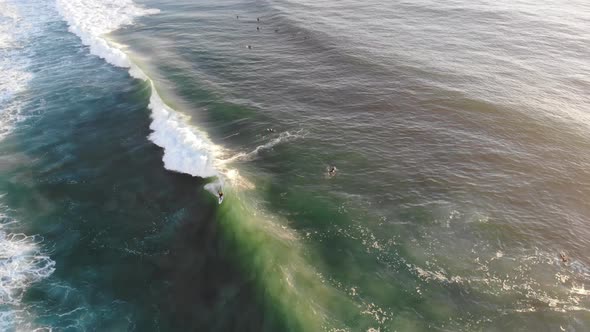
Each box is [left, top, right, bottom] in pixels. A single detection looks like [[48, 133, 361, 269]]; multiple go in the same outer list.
[[1, 0, 590, 331]]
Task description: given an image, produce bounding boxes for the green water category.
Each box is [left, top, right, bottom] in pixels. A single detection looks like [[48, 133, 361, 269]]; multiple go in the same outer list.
[[1, 0, 589, 331]]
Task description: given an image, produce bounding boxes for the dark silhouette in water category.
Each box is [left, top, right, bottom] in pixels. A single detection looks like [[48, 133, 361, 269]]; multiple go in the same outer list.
[[236, 15, 239, 19], [328, 166, 337, 177], [257, 26, 260, 31], [257, 17, 260, 22], [560, 252, 569, 263]]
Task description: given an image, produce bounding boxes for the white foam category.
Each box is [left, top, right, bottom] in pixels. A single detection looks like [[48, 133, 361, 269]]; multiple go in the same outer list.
[[0, 229, 55, 305], [55, 0, 225, 179], [0, 212, 55, 331], [0, 67, 31, 105], [0, 0, 18, 49], [0, 0, 32, 140], [148, 86, 218, 177], [571, 284, 590, 296], [0, 67, 31, 139], [55, 0, 158, 68]]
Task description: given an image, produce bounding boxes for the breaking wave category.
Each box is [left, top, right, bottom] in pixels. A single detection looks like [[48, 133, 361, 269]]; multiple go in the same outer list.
[[56, 0, 219, 179], [224, 130, 304, 163]]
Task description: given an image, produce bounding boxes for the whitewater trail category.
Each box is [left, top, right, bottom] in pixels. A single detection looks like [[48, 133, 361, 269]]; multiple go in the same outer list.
[[223, 130, 304, 163]]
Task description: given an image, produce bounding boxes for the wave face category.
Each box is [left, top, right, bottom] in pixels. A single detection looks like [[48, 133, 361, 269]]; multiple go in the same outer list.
[[56, 0, 219, 178]]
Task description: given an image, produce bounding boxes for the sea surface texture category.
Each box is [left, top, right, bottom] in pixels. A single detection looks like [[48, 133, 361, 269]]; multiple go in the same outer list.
[[0, 0, 589, 331]]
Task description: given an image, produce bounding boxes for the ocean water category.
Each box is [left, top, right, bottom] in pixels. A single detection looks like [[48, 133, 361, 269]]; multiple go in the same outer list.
[[1, 0, 589, 331]]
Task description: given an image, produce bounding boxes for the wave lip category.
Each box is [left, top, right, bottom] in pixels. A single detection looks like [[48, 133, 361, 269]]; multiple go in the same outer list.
[[223, 130, 304, 164], [56, 0, 220, 179], [148, 87, 219, 178]]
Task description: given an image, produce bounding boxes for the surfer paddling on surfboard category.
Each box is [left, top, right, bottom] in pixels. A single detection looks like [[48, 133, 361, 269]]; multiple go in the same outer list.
[[218, 190, 224, 204]]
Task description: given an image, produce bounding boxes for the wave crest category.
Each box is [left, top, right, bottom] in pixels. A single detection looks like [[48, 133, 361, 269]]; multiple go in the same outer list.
[[55, 0, 159, 68], [55, 0, 221, 179]]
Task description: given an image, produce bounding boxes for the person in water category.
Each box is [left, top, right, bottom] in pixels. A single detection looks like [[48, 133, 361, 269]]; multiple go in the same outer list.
[[559, 252, 569, 263], [329, 166, 337, 176], [218, 191, 224, 200]]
